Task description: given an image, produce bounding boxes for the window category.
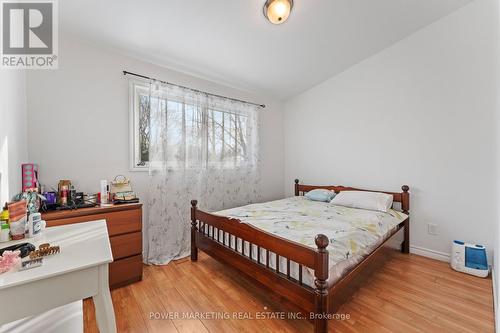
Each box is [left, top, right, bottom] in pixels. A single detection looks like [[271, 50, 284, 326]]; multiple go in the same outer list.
[[129, 81, 257, 171]]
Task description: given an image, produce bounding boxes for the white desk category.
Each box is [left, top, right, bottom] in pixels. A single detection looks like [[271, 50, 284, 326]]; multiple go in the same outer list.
[[0, 301, 83, 333], [0, 220, 116, 333]]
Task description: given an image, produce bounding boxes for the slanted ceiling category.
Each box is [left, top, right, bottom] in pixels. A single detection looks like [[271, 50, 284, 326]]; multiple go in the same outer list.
[[61, 0, 471, 99]]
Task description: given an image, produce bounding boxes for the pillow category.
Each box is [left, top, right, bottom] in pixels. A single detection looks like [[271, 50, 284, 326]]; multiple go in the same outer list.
[[305, 189, 336, 202], [330, 191, 393, 212]]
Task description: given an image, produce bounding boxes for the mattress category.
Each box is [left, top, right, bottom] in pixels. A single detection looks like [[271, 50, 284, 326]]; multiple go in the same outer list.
[[213, 196, 408, 287]]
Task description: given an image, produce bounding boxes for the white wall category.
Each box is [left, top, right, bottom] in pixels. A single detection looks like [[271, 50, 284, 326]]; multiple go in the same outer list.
[[26, 34, 284, 204], [495, 0, 500, 327], [0, 71, 28, 204], [495, 74, 499, 329], [284, 0, 497, 261]]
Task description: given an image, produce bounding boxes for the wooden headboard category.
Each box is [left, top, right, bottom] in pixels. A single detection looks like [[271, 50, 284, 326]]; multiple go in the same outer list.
[[294, 179, 410, 214]]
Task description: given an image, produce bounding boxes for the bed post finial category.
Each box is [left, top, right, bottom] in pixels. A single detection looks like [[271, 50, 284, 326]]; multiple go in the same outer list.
[[314, 234, 329, 333], [190, 199, 198, 261], [401, 185, 409, 213], [294, 179, 300, 196], [400, 185, 410, 254], [315, 234, 329, 250]]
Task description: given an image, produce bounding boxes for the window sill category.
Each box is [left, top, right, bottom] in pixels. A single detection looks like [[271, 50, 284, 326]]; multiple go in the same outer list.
[[129, 165, 149, 172]]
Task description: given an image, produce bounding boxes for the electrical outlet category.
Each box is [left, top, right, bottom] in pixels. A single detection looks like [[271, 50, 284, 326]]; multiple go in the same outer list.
[[427, 223, 438, 235]]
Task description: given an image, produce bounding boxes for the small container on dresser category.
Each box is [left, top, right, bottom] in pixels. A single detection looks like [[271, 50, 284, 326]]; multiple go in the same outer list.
[[41, 203, 143, 289], [0, 223, 10, 242]]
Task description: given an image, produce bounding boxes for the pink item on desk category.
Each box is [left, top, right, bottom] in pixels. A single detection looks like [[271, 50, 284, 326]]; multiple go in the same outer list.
[[21, 163, 39, 192], [0, 250, 21, 273]]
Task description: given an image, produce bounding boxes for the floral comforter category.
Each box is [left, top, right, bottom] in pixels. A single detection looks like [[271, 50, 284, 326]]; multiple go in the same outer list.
[[215, 196, 407, 287]]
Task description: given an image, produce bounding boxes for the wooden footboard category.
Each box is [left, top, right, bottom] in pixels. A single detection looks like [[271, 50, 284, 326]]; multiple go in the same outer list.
[[190, 180, 410, 333], [190, 200, 329, 331]]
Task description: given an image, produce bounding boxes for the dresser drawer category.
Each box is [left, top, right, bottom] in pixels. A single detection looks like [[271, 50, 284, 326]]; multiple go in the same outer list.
[[46, 208, 142, 236], [43, 204, 143, 289], [110, 232, 142, 260], [104, 209, 142, 236], [109, 254, 143, 289]]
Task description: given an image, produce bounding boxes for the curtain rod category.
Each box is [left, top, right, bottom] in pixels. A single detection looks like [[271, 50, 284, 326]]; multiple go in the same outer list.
[[123, 70, 265, 108]]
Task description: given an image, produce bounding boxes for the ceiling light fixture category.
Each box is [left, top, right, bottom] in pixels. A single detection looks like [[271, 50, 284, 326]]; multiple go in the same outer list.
[[263, 0, 293, 25]]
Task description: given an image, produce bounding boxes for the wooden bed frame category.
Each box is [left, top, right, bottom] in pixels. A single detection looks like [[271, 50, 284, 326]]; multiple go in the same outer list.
[[190, 179, 410, 333]]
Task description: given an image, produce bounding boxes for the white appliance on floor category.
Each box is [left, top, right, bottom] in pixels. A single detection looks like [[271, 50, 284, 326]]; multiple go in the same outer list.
[[450, 240, 489, 278]]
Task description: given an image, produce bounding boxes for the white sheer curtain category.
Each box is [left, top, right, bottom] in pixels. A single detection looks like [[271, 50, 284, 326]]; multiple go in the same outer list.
[[145, 81, 261, 265]]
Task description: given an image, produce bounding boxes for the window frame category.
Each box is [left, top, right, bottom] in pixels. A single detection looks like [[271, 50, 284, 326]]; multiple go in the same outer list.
[[129, 80, 254, 172], [129, 81, 149, 171]]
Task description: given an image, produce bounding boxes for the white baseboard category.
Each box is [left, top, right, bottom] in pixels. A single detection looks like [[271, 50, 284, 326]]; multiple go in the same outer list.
[[410, 245, 450, 262]]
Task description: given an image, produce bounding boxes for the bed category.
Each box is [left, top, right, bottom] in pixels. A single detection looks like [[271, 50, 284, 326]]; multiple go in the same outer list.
[[190, 180, 410, 333]]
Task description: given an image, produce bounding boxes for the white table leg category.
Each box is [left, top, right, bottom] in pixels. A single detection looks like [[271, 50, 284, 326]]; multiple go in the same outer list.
[[92, 264, 117, 333]]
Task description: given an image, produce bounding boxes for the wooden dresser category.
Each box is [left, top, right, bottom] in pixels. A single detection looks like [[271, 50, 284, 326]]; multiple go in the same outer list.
[[41, 203, 143, 289]]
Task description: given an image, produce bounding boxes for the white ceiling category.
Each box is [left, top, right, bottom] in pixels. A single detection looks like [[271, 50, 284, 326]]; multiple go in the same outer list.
[[61, 0, 471, 100]]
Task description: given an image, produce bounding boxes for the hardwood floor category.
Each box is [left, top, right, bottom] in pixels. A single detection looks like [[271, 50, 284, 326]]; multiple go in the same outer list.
[[84, 251, 494, 333]]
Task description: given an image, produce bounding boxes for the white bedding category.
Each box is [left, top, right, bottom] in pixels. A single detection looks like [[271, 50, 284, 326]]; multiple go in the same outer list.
[[212, 196, 407, 287]]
